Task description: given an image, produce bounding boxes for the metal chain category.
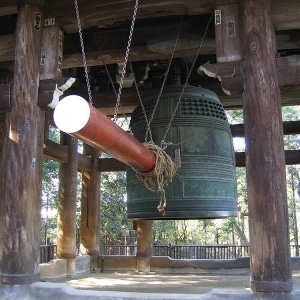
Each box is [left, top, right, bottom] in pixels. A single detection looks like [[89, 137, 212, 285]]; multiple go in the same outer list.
[[129, 62, 153, 142], [91, 28, 130, 125], [161, 12, 213, 149], [113, 0, 139, 122], [144, 16, 184, 142], [74, 0, 93, 105]]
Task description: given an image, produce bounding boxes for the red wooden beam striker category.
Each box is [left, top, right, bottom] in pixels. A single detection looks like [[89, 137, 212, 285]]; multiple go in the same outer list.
[[54, 95, 156, 173]]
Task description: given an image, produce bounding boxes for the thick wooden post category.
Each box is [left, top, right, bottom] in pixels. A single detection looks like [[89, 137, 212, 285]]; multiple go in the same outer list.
[[0, 114, 9, 276], [1, 2, 45, 286], [40, 15, 63, 80], [136, 220, 153, 273], [80, 144, 100, 271], [239, 0, 292, 293], [56, 133, 78, 277]]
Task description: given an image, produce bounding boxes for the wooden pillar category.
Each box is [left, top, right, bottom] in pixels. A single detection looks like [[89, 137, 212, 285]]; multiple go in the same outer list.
[[1, 1, 45, 286], [239, 0, 292, 293], [0, 114, 9, 276], [136, 220, 153, 273], [80, 144, 100, 271], [56, 133, 78, 277]]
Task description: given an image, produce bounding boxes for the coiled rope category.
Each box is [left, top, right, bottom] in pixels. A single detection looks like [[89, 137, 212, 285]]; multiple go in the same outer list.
[[134, 142, 177, 216]]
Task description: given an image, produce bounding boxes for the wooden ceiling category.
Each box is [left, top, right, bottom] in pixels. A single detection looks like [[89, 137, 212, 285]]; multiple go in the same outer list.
[[0, 0, 300, 115]]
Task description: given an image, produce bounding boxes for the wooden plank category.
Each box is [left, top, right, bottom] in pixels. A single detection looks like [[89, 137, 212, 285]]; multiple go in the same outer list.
[[239, 0, 292, 292]]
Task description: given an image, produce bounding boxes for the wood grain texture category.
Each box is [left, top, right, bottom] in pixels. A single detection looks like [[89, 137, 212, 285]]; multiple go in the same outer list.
[[80, 144, 100, 270], [239, 0, 292, 292], [56, 133, 78, 260], [1, 4, 44, 284]]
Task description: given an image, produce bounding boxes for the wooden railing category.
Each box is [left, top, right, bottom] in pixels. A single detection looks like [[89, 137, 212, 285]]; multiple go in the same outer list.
[[40, 244, 300, 263], [40, 244, 57, 263], [99, 244, 250, 259]]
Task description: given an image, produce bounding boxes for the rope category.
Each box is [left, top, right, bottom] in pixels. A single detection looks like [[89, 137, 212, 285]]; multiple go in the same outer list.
[[134, 142, 177, 216]]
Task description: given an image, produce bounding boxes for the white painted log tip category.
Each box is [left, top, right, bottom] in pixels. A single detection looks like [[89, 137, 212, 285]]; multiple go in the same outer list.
[[54, 95, 90, 134]]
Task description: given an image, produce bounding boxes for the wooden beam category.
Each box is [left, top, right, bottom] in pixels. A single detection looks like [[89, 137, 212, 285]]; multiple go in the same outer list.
[[0, 84, 11, 112], [38, 77, 86, 108], [39, 0, 300, 33], [231, 121, 300, 137], [0, 35, 16, 63], [44, 137, 300, 172], [43, 139, 92, 171], [200, 55, 300, 95], [235, 150, 300, 167], [0, 1, 299, 32], [99, 158, 127, 172], [0, 5, 17, 16], [0, 28, 299, 67], [37, 80, 300, 114]]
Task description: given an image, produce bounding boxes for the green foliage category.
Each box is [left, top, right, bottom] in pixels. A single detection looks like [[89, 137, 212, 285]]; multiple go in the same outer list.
[[100, 172, 132, 241]]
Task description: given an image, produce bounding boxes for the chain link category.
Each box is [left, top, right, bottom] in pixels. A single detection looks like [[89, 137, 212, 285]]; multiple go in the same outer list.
[[113, 0, 139, 122], [74, 0, 93, 105], [144, 16, 184, 142], [161, 12, 213, 148]]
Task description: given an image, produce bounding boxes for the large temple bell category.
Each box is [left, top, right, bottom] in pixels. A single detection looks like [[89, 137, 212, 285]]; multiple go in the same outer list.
[[126, 83, 238, 220]]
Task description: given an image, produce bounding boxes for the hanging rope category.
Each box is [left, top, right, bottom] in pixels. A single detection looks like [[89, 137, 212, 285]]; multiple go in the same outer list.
[[134, 142, 177, 216]]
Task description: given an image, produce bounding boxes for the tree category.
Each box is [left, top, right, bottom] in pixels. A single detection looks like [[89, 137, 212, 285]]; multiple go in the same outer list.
[[41, 126, 60, 244], [100, 171, 132, 243]]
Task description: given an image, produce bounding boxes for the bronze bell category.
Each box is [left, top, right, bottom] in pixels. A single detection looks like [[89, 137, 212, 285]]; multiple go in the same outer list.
[[126, 84, 238, 220]]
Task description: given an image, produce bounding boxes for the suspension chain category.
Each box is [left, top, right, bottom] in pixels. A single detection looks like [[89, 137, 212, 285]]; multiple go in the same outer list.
[[74, 0, 93, 105], [143, 16, 184, 143], [161, 12, 213, 149], [113, 0, 139, 122]]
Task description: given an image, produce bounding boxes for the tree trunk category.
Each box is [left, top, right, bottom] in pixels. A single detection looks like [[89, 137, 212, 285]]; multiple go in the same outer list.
[[239, 0, 292, 293]]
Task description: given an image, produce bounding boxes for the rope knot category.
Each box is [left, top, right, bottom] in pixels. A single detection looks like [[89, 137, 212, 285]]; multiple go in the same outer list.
[[134, 142, 177, 216]]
